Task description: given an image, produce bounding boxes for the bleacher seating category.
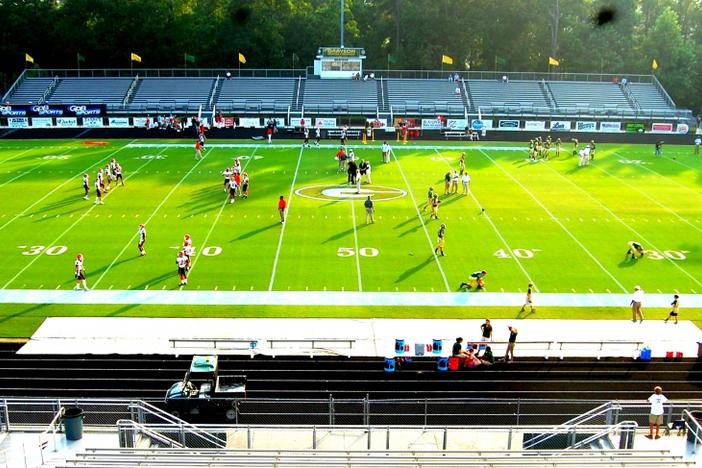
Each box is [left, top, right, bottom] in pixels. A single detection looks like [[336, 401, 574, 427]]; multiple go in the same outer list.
[[47, 77, 132, 108], [548, 81, 634, 114], [303, 79, 377, 113], [129, 77, 214, 112], [3, 77, 53, 104], [216, 77, 296, 113], [468, 79, 550, 113], [627, 82, 674, 111], [386, 79, 465, 114]]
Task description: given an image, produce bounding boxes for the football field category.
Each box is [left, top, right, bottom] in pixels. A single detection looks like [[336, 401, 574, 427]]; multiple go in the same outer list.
[[0, 138, 701, 335]]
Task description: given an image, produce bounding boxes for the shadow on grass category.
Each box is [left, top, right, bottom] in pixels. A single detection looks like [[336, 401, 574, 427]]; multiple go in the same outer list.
[[395, 255, 435, 284], [323, 223, 369, 243], [0, 303, 48, 325], [617, 258, 641, 269], [233, 222, 280, 241]]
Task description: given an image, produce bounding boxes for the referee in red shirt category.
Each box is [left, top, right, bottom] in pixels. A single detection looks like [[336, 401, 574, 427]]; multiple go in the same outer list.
[[278, 195, 287, 223]]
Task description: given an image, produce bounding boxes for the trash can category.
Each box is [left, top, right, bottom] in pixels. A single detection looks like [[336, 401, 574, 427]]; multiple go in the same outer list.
[[437, 357, 448, 372], [62, 407, 84, 441], [432, 339, 443, 354], [384, 357, 396, 373], [687, 411, 702, 445], [395, 339, 405, 355]]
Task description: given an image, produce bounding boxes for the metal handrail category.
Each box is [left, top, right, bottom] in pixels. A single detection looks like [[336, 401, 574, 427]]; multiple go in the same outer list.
[[566, 420, 637, 450], [117, 419, 184, 448], [37, 406, 63, 463], [523, 402, 616, 449], [1, 69, 28, 103]]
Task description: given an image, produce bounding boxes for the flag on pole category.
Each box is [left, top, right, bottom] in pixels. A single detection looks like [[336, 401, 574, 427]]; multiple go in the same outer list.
[[548, 56, 560, 66], [238, 52, 246, 64], [130, 52, 142, 63], [77, 53, 86, 63], [184, 53, 195, 63], [441, 54, 453, 65], [651, 58, 658, 70], [25, 53, 34, 63]]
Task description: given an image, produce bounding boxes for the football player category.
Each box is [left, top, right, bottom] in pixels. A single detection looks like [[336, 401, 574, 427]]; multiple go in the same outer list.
[[434, 224, 446, 256], [82, 173, 89, 200], [137, 224, 146, 256], [74, 254, 89, 291], [626, 241, 645, 260], [176, 251, 189, 286]]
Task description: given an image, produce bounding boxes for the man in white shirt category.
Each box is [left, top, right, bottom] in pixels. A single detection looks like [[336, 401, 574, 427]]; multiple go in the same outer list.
[[694, 136, 701, 155], [631, 285, 644, 323], [646, 386, 668, 439], [381, 141, 391, 163]]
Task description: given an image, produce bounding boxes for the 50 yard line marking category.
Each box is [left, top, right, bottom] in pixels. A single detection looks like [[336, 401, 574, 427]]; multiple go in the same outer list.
[[2, 148, 157, 290], [268, 146, 304, 291], [350, 200, 363, 291], [391, 148, 450, 292], [92, 147, 209, 288], [0, 139, 136, 233], [478, 148, 628, 293]]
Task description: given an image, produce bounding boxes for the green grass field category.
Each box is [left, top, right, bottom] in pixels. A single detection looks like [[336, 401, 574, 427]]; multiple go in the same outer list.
[[0, 138, 701, 336]]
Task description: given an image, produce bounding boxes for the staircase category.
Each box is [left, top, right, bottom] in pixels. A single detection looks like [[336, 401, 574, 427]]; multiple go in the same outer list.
[[377, 78, 389, 112], [540, 80, 557, 109], [291, 76, 305, 112], [208, 76, 221, 110]]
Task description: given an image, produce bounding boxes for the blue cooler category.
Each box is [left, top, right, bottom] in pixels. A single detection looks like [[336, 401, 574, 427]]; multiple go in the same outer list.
[[384, 357, 396, 372], [437, 357, 448, 372], [639, 346, 652, 361], [395, 339, 405, 355], [432, 339, 443, 354]]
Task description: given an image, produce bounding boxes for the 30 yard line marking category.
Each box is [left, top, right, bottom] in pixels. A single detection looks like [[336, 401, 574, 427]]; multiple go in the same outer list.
[[350, 201, 363, 291], [268, 146, 305, 291], [391, 148, 450, 292], [2, 149, 155, 290], [432, 148, 536, 290], [0, 139, 136, 233], [92, 147, 208, 288], [478, 149, 627, 293]]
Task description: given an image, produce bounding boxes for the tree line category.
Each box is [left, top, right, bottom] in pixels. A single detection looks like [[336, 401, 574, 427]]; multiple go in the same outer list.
[[1, 0, 700, 113]]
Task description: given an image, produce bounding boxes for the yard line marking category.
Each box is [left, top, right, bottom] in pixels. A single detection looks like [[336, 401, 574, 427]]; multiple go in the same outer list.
[[432, 148, 535, 290], [391, 148, 450, 292], [0, 139, 136, 233], [539, 154, 702, 289], [478, 149, 627, 293], [621, 151, 702, 199], [2, 150, 154, 290], [268, 146, 305, 291], [92, 147, 208, 288], [350, 201, 363, 292], [0, 147, 42, 166]]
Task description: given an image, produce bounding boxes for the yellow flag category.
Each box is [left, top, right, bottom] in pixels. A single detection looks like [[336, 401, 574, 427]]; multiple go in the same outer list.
[[441, 54, 453, 65], [652, 59, 658, 70], [238, 52, 246, 64], [548, 56, 560, 66], [130, 52, 142, 63], [25, 53, 34, 63]]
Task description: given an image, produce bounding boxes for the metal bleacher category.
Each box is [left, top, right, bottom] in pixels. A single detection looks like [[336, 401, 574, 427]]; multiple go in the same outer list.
[[3, 77, 53, 104], [627, 82, 675, 111], [47, 77, 132, 108], [548, 81, 634, 115], [386, 78, 465, 115], [468, 79, 551, 114], [302, 79, 378, 114], [216, 77, 295, 113], [128, 77, 214, 113]]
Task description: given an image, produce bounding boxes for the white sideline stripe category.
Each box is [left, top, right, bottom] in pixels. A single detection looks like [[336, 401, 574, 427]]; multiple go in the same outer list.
[[268, 146, 304, 290], [0, 159, 53, 189], [350, 201, 362, 292], [127, 143, 525, 151], [2, 289, 701, 307], [432, 148, 535, 290], [391, 148, 450, 292], [478, 149, 627, 293], [92, 147, 192, 288], [2, 154, 157, 290], [0, 139, 136, 233]]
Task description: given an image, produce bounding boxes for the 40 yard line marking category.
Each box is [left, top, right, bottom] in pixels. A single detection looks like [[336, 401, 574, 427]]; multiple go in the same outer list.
[[0, 139, 136, 233], [478, 148, 628, 293], [2, 148, 156, 290], [433, 148, 536, 291], [0, 147, 40, 166], [92, 147, 209, 288], [391, 148, 450, 292], [268, 146, 304, 291]]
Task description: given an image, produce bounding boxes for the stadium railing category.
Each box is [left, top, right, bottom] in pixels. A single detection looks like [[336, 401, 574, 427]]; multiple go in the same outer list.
[[24, 68, 307, 79]]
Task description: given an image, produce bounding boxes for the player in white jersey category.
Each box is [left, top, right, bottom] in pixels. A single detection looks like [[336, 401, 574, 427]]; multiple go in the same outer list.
[[97, 169, 104, 191], [94, 178, 104, 204], [137, 224, 147, 256], [114, 163, 124, 186], [228, 177, 239, 204], [303, 127, 310, 147], [82, 173, 89, 200], [222, 167, 232, 192], [74, 254, 89, 290], [315, 126, 321, 146], [183, 234, 193, 269], [110, 158, 118, 176], [176, 251, 189, 286], [104, 163, 112, 191], [233, 158, 242, 174], [241, 172, 249, 198]]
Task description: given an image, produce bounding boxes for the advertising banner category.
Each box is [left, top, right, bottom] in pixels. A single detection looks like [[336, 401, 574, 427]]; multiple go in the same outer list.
[[31, 117, 53, 127], [56, 117, 78, 128], [224, 117, 236, 128], [297, 117, 313, 128], [83, 117, 104, 128], [600, 122, 622, 132], [473, 119, 493, 129], [133, 117, 148, 127], [273, 117, 285, 128], [498, 120, 520, 130], [576, 121, 597, 132], [624, 122, 645, 133], [446, 119, 467, 130], [315, 118, 337, 129], [421, 118, 443, 130], [549, 120, 571, 131], [108, 117, 130, 128], [0, 104, 106, 117], [677, 123, 689, 134], [367, 118, 387, 129], [8, 117, 28, 128], [524, 120, 546, 131], [239, 117, 261, 128], [651, 122, 674, 133]]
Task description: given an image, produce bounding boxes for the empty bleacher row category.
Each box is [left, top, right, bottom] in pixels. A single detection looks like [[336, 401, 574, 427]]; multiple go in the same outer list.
[[3, 75, 678, 116]]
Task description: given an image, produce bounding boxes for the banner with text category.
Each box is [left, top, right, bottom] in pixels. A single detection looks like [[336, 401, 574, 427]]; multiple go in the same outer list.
[[83, 117, 104, 128], [31, 118, 53, 127], [108, 117, 130, 128], [549, 120, 571, 131], [498, 120, 520, 130], [421, 118, 443, 130], [599, 122, 622, 132], [239, 117, 261, 128], [524, 120, 546, 131], [472, 119, 493, 130], [8, 117, 28, 128], [677, 123, 689, 134], [366, 118, 388, 129], [56, 117, 78, 127], [315, 118, 337, 129], [445, 119, 467, 130], [0, 104, 106, 117], [576, 121, 597, 132], [133, 117, 148, 127], [651, 122, 674, 133]]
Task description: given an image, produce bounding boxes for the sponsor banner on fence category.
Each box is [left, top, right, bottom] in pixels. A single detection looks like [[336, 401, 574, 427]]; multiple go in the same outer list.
[[421, 118, 443, 130], [625, 122, 645, 133], [239, 117, 261, 128], [82, 117, 104, 128], [549, 120, 571, 131], [576, 121, 597, 132], [108, 117, 130, 128], [56, 117, 78, 128], [8, 117, 28, 128], [367, 118, 388, 129], [297, 117, 313, 128], [445, 119, 467, 130], [524, 120, 546, 131], [133, 117, 147, 127], [498, 120, 520, 130], [224, 117, 236, 128], [600, 122, 622, 132], [0, 104, 106, 117], [476, 119, 494, 130], [273, 118, 285, 128], [651, 122, 674, 133], [677, 123, 689, 134], [31, 117, 53, 127], [315, 118, 337, 129]]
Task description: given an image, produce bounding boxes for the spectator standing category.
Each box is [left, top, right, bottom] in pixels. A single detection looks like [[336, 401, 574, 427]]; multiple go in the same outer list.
[[520, 283, 535, 313], [480, 319, 493, 342], [364, 196, 375, 224], [461, 172, 471, 194], [646, 386, 668, 439], [277, 195, 286, 223], [381, 141, 391, 163], [694, 136, 701, 155], [504, 326, 517, 362], [631, 285, 644, 323], [654, 140, 663, 157], [664, 294, 680, 324]]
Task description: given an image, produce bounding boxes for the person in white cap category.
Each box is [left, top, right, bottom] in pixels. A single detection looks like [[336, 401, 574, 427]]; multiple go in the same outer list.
[[631, 285, 644, 323]]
